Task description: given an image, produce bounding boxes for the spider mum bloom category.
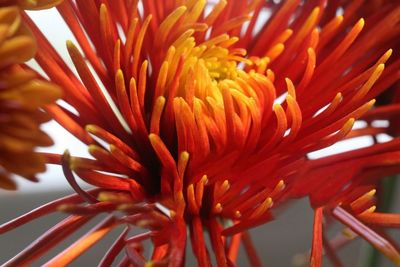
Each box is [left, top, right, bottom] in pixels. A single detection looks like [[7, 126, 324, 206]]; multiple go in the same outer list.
[[1, 0, 400, 266], [0, 3, 61, 190]]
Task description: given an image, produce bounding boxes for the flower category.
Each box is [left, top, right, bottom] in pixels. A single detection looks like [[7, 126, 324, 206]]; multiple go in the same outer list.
[[0, 0, 62, 9], [0, 4, 60, 189], [1, 0, 400, 266]]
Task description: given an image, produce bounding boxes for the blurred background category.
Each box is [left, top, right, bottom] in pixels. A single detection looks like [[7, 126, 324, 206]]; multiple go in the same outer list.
[[0, 7, 398, 267]]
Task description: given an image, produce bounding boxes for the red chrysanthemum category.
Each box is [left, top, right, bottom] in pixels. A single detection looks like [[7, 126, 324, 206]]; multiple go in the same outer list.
[[1, 0, 400, 266]]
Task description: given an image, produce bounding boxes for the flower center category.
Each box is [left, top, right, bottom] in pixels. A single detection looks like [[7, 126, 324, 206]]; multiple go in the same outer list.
[[164, 33, 252, 100]]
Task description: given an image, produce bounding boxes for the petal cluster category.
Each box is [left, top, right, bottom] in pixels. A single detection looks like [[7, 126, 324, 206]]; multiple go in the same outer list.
[[0, 0, 62, 9], [0, 5, 60, 189]]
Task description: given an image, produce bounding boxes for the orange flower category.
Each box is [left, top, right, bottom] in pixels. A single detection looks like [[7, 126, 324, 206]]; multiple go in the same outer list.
[[1, 0, 400, 266], [0, 6, 61, 189], [0, 0, 62, 9]]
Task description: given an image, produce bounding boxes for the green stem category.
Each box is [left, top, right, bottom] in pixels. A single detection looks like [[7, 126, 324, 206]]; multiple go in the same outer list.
[[360, 176, 398, 267]]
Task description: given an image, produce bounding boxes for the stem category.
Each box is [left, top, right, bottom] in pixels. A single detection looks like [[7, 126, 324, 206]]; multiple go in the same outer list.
[[362, 176, 398, 267]]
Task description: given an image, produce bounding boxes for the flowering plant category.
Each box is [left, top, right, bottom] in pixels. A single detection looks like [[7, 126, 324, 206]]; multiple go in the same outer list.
[[0, 0, 400, 266]]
